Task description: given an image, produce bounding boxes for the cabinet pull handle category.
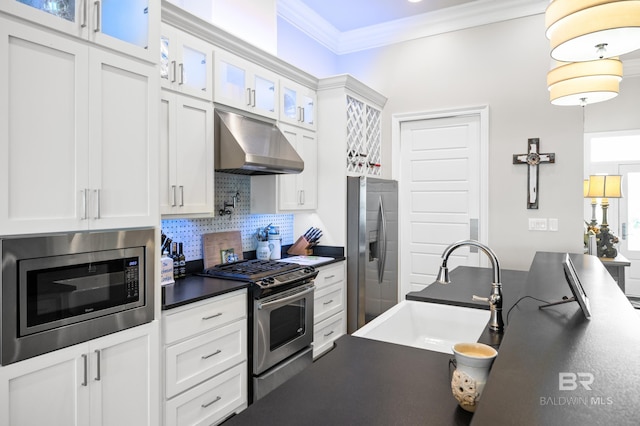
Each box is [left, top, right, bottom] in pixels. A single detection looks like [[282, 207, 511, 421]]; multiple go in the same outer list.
[[201, 396, 221, 408], [93, 1, 101, 33], [201, 349, 222, 360], [81, 189, 88, 220], [324, 275, 335, 280], [171, 185, 177, 207], [202, 312, 222, 320], [324, 330, 335, 337], [323, 299, 334, 305], [179, 185, 184, 206], [170, 61, 176, 83], [94, 349, 101, 381], [251, 89, 256, 107], [94, 189, 101, 219], [300, 107, 305, 123], [178, 63, 184, 85], [246, 88, 252, 106], [81, 354, 88, 386], [81, 0, 88, 28]]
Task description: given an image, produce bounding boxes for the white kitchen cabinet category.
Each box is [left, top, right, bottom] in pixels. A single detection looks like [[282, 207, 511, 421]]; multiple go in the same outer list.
[[312, 262, 347, 359], [279, 78, 316, 130], [160, 23, 213, 100], [160, 90, 214, 216], [0, 17, 158, 235], [162, 289, 248, 425], [250, 124, 318, 213], [213, 49, 279, 120], [0, 0, 159, 61], [0, 322, 159, 426]]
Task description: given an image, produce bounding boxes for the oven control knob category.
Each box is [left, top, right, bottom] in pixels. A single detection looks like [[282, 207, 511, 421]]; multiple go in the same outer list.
[[303, 266, 315, 273]]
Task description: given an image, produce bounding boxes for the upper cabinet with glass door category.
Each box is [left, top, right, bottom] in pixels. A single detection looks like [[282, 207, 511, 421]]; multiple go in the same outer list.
[[160, 23, 212, 100], [213, 49, 279, 120], [280, 78, 316, 131], [1, 0, 159, 61]]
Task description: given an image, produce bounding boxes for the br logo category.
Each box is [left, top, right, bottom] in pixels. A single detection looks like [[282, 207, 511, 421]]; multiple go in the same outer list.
[[559, 372, 594, 391]]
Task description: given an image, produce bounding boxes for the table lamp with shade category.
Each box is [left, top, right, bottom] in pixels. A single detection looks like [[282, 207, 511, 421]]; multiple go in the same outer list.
[[585, 174, 623, 258]]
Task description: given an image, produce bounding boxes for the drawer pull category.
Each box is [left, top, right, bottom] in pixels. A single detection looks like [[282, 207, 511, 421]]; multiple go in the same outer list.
[[323, 299, 334, 305], [324, 330, 335, 337], [202, 313, 223, 320], [201, 396, 221, 408], [201, 349, 222, 360], [324, 275, 335, 280]]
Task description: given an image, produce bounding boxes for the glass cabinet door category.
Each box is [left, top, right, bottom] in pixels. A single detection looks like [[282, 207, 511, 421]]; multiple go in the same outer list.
[[253, 74, 276, 116], [217, 59, 247, 106], [16, 0, 75, 21], [160, 24, 212, 100], [100, 0, 149, 50], [283, 87, 297, 122], [279, 81, 316, 130], [7, 0, 155, 60], [214, 50, 279, 119]]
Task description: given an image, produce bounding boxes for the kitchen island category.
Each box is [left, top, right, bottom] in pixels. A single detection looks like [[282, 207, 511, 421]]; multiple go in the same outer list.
[[224, 252, 640, 425]]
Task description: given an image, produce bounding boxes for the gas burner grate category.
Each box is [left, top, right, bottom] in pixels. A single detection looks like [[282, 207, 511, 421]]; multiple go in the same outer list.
[[202, 259, 298, 281]]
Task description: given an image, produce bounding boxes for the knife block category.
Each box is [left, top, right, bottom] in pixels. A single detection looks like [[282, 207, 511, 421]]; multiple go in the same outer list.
[[287, 236, 313, 256]]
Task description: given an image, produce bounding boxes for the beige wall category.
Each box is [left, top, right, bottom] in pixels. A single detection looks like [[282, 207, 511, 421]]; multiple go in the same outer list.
[[334, 15, 586, 270], [277, 11, 639, 271]]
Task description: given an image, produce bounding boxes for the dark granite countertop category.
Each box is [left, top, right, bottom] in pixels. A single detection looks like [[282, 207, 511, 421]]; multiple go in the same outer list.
[[161, 275, 248, 310], [224, 253, 640, 425], [473, 252, 640, 425], [225, 335, 474, 426]]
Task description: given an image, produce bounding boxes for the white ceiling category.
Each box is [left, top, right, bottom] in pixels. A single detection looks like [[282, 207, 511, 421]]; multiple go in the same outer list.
[[278, 0, 549, 54], [297, 0, 478, 32]]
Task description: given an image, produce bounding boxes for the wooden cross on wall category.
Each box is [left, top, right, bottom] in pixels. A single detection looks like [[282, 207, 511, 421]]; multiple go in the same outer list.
[[513, 138, 555, 209]]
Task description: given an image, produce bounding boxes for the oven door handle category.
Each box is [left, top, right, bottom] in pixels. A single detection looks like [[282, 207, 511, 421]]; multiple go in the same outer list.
[[257, 285, 314, 310]]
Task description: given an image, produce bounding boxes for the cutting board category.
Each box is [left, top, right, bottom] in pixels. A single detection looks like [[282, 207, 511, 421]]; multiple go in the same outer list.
[[203, 231, 243, 269]]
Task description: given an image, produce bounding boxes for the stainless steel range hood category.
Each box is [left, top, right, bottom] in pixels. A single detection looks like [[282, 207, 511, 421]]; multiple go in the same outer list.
[[214, 109, 304, 175]]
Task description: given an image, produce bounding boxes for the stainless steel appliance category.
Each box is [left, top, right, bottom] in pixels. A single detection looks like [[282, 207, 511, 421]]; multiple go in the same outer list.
[[201, 259, 317, 402], [347, 176, 399, 333], [1, 229, 155, 365], [214, 109, 304, 175]]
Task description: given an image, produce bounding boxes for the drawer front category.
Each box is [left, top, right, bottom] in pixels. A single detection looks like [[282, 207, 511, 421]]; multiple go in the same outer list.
[[165, 319, 247, 398], [314, 262, 345, 290], [313, 313, 345, 359], [164, 291, 246, 344], [164, 363, 248, 426], [314, 282, 344, 324]]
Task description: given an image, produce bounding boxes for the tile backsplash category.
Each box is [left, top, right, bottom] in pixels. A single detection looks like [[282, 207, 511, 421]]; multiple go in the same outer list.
[[161, 173, 293, 261]]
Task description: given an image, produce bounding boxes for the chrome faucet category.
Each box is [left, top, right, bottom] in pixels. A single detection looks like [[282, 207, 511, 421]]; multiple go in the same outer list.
[[436, 240, 504, 333]]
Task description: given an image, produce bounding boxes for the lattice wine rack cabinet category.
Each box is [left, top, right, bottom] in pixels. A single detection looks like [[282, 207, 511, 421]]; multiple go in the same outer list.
[[346, 95, 382, 176]]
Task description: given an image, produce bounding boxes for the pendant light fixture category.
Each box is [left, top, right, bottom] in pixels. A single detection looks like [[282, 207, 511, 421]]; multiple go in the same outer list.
[[545, 0, 640, 62], [547, 57, 623, 106]]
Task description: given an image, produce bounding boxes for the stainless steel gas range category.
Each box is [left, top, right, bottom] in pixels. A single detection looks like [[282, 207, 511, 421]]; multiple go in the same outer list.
[[201, 259, 318, 402]]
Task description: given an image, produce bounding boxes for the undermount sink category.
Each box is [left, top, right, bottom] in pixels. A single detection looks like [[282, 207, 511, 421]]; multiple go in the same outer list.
[[352, 300, 491, 354]]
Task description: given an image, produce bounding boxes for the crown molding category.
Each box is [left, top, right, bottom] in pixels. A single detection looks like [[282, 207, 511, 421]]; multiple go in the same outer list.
[[278, 0, 548, 54], [317, 74, 388, 107]]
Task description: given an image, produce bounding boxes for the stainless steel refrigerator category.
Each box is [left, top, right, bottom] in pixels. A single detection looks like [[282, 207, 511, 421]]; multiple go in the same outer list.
[[346, 176, 399, 333]]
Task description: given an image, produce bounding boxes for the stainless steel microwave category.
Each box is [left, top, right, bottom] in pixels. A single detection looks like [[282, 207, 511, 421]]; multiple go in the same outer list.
[[1, 228, 155, 365]]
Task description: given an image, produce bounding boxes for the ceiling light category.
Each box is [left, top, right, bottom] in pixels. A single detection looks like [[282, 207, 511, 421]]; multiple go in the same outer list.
[[545, 0, 640, 62], [546, 58, 623, 106]]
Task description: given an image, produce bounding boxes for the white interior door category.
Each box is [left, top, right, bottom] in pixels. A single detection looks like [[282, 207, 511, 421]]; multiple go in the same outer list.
[[619, 164, 640, 295], [399, 113, 485, 296]]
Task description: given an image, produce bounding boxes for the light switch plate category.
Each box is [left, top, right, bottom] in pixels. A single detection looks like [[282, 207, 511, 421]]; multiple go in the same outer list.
[[549, 218, 558, 231], [528, 218, 548, 231]]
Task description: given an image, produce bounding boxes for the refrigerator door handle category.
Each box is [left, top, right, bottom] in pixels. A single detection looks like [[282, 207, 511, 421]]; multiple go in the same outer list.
[[377, 196, 387, 283]]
